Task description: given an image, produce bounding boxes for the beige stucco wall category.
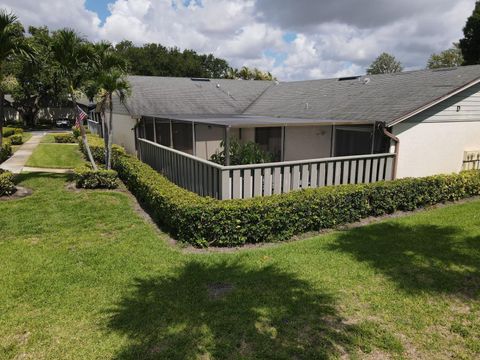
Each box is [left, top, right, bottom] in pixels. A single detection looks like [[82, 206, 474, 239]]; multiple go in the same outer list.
[[393, 121, 480, 178], [393, 83, 480, 178], [284, 126, 332, 161], [195, 124, 224, 160], [110, 112, 137, 154]]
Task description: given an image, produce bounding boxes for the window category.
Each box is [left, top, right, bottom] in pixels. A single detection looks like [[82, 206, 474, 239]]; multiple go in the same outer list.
[[144, 118, 155, 141], [155, 120, 171, 147], [172, 121, 193, 154], [255, 127, 282, 161], [334, 127, 372, 156]]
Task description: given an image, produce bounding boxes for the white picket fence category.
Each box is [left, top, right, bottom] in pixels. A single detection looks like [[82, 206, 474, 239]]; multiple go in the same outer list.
[[87, 119, 101, 136], [138, 138, 396, 200]]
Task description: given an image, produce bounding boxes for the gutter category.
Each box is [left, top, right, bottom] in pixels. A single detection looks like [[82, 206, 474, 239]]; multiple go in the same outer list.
[[379, 122, 399, 179], [388, 76, 480, 127]]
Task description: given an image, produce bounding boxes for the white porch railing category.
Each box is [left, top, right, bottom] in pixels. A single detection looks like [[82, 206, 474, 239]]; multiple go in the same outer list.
[[138, 138, 396, 200], [87, 119, 101, 136]]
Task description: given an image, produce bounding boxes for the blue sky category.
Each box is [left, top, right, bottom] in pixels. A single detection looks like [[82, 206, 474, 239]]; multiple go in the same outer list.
[[85, 0, 110, 23], [1, 0, 475, 80]]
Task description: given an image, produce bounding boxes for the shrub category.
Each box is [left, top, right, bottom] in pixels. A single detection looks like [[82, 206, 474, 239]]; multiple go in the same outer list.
[[9, 134, 23, 145], [0, 142, 12, 163], [2, 127, 23, 138], [72, 126, 81, 138], [210, 137, 273, 165], [0, 170, 16, 196], [54, 134, 76, 143], [78, 134, 125, 164], [74, 166, 119, 189], [80, 135, 480, 247]]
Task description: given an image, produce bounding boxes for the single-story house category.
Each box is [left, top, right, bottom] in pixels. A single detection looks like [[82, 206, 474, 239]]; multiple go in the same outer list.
[[103, 65, 480, 199]]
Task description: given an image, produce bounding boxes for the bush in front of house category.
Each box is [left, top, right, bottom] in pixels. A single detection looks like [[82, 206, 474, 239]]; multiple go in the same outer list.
[[74, 165, 119, 189], [0, 169, 16, 196], [54, 134, 76, 143], [9, 134, 23, 145], [80, 135, 480, 247], [210, 137, 273, 165], [78, 134, 126, 164], [0, 142, 12, 163]]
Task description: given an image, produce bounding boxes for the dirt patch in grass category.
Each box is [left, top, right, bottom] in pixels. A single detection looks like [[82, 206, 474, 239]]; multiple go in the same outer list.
[[0, 186, 33, 201]]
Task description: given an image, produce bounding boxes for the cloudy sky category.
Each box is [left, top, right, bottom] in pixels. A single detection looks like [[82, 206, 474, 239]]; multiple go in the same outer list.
[[0, 0, 476, 80]]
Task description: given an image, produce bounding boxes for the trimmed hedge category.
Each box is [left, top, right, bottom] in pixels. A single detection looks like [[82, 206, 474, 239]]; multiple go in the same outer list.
[[9, 134, 23, 145], [74, 166, 119, 189], [78, 135, 126, 163], [2, 127, 23, 137], [80, 135, 480, 247], [54, 134, 76, 143], [0, 142, 12, 163], [0, 170, 16, 196]]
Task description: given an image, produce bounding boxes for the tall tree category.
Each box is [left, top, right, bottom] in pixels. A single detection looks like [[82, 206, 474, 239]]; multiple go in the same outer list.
[[459, 1, 480, 65], [427, 44, 464, 69], [0, 10, 31, 147], [10, 26, 68, 126], [97, 69, 129, 170], [366, 53, 403, 75], [90, 41, 127, 164], [51, 29, 97, 169]]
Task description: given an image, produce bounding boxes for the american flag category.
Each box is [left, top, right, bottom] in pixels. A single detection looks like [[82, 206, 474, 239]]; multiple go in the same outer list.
[[75, 105, 88, 127]]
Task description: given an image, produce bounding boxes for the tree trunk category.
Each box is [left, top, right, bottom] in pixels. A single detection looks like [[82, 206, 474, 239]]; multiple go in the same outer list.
[[72, 93, 97, 170], [107, 93, 113, 170], [101, 110, 108, 165], [0, 90, 4, 148]]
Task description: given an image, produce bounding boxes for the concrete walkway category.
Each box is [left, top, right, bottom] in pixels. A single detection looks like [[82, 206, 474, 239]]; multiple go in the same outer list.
[[0, 132, 45, 174]]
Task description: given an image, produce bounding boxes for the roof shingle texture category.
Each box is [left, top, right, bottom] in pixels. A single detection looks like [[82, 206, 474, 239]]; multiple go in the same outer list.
[[121, 65, 480, 125]]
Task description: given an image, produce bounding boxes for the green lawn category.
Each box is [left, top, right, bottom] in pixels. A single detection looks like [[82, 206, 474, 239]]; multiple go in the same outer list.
[[25, 143, 85, 169], [0, 174, 479, 359]]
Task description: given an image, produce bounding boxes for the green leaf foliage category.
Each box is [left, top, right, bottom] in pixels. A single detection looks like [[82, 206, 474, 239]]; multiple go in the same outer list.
[[80, 135, 480, 247], [0, 141, 12, 162], [459, 1, 480, 65], [54, 133, 76, 143], [0, 169, 15, 196], [74, 165, 118, 189]]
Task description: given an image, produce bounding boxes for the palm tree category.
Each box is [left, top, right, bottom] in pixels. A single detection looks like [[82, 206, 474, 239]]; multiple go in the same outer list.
[[89, 41, 126, 164], [0, 10, 31, 147], [51, 29, 97, 169], [97, 69, 129, 169]]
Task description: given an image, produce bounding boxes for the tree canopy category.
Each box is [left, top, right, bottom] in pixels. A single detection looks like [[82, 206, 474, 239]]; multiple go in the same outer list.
[[366, 53, 403, 75], [459, 1, 480, 65], [427, 44, 464, 69]]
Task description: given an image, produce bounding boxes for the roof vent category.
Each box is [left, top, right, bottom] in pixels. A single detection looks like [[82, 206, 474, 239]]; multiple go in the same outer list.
[[216, 83, 220, 88], [191, 78, 211, 82], [338, 76, 361, 81]]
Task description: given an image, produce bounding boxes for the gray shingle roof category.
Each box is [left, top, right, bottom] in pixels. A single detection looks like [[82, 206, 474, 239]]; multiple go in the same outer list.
[[245, 65, 480, 125], [118, 65, 480, 126], [121, 76, 274, 116]]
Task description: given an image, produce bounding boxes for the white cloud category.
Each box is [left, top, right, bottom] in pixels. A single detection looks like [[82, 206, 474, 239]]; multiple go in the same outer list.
[[0, 0, 477, 80]]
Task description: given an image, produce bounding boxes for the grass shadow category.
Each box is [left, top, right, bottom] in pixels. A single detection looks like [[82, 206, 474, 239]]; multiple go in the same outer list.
[[329, 223, 480, 298], [106, 261, 403, 359]]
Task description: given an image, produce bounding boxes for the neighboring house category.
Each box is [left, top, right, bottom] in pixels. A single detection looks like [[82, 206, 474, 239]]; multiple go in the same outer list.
[[105, 65, 480, 199], [3, 95, 92, 125], [3, 95, 20, 123]]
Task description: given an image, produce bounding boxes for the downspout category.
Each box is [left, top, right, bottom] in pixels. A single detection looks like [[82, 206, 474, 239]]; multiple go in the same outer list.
[[379, 122, 399, 179]]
